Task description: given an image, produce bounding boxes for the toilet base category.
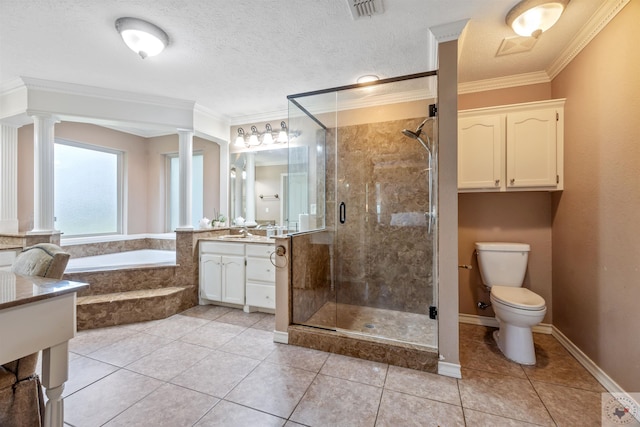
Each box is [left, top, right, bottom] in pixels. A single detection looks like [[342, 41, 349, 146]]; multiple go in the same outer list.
[[493, 325, 537, 365]]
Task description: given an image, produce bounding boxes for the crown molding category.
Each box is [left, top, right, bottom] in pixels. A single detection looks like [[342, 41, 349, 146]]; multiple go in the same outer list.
[[229, 109, 290, 126], [458, 71, 550, 94], [429, 19, 470, 43], [19, 77, 195, 111], [547, 0, 630, 79]]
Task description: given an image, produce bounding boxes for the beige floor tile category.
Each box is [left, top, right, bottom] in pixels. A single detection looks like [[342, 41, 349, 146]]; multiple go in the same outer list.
[[88, 332, 172, 367], [225, 362, 317, 418], [384, 365, 461, 406], [179, 320, 247, 349], [216, 310, 268, 327], [170, 349, 259, 398], [251, 313, 276, 331], [143, 313, 211, 339], [460, 334, 527, 379], [64, 369, 162, 427], [69, 326, 135, 355], [126, 340, 212, 381], [104, 383, 218, 426], [463, 408, 542, 426], [458, 368, 554, 426], [284, 421, 306, 427], [219, 327, 279, 360], [120, 318, 165, 331], [64, 355, 119, 397], [290, 374, 382, 427], [376, 389, 465, 427], [319, 353, 388, 387], [532, 380, 605, 426], [195, 400, 286, 427], [459, 323, 496, 343], [265, 343, 330, 372], [181, 304, 233, 320], [532, 332, 570, 356], [523, 349, 605, 392]]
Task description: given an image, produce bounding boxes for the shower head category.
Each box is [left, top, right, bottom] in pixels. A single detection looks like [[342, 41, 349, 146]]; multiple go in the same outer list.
[[402, 117, 433, 154]]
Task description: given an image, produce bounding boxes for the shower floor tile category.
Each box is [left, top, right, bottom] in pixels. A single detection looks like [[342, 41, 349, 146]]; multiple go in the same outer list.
[[304, 301, 437, 348]]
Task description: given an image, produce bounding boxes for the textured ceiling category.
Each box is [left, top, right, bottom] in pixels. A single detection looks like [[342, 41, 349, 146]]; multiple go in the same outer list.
[[0, 0, 604, 122]]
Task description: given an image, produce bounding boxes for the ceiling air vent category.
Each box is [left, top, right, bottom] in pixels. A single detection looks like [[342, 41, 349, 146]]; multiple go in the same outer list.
[[347, 0, 384, 19]]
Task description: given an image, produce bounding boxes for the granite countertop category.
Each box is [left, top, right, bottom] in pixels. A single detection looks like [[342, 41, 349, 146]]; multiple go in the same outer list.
[[0, 271, 89, 309], [204, 235, 277, 245], [0, 244, 22, 251]]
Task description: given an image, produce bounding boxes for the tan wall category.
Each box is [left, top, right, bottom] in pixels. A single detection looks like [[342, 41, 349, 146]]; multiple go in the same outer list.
[[458, 192, 553, 323], [550, 1, 640, 392], [457, 85, 554, 323], [17, 123, 221, 235], [459, 83, 551, 110], [255, 164, 287, 223]]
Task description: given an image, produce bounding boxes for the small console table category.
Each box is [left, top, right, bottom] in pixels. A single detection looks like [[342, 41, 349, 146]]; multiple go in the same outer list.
[[0, 271, 88, 427]]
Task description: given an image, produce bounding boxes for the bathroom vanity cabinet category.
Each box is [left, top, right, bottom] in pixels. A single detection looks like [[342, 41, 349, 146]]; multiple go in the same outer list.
[[0, 247, 19, 271], [458, 99, 565, 192], [199, 240, 275, 311]]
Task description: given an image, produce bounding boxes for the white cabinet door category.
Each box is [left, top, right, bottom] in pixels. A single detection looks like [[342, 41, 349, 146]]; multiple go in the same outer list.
[[222, 255, 245, 305], [506, 109, 558, 188], [200, 254, 222, 301], [458, 115, 504, 190]]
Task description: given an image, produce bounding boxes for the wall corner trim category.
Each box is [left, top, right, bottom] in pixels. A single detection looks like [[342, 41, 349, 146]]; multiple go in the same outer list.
[[273, 331, 289, 344], [429, 19, 469, 43], [438, 361, 462, 378]]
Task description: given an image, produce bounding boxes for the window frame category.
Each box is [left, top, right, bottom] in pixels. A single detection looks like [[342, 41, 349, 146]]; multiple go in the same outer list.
[[54, 137, 124, 238], [165, 151, 204, 232]]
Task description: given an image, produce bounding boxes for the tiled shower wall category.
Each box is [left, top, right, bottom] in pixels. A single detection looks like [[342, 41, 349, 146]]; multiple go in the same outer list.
[[292, 118, 435, 323]]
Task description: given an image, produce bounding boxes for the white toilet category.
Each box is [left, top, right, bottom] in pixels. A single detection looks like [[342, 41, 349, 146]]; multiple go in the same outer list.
[[475, 242, 546, 365]]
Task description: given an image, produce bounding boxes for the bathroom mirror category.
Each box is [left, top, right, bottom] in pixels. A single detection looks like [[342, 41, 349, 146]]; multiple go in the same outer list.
[[230, 147, 308, 229]]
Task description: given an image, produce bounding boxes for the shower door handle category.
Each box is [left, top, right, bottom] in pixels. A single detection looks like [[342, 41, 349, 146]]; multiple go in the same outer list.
[[339, 202, 346, 224]]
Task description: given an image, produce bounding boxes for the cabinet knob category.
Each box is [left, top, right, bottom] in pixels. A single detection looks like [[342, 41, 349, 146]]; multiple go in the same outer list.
[[495, 179, 500, 186], [510, 178, 515, 185]]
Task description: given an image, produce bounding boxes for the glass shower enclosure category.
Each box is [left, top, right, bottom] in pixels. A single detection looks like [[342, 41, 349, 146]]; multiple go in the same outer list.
[[287, 72, 438, 350]]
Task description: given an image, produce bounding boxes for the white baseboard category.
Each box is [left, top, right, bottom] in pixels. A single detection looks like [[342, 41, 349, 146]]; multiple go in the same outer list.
[[552, 326, 639, 413], [458, 313, 552, 334], [438, 361, 462, 379], [273, 330, 288, 344]]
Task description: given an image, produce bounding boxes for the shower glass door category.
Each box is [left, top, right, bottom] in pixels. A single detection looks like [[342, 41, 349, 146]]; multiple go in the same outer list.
[[289, 72, 438, 349]]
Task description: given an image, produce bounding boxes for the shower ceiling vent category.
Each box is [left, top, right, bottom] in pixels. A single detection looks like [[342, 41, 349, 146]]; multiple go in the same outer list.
[[347, 0, 384, 19]]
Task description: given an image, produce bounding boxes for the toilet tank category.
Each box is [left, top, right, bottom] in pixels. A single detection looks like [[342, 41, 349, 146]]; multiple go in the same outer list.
[[475, 242, 530, 287]]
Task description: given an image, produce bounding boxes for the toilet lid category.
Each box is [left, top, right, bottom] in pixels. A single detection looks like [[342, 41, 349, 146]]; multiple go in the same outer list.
[[491, 286, 546, 310]]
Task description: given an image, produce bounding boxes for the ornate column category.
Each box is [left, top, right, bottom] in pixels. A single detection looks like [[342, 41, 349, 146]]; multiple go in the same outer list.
[[31, 114, 56, 233], [177, 129, 194, 229], [0, 125, 19, 233]]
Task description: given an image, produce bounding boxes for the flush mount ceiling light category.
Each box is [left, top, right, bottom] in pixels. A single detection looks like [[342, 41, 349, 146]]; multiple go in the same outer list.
[[506, 0, 569, 38], [357, 75, 380, 84], [115, 17, 169, 59]]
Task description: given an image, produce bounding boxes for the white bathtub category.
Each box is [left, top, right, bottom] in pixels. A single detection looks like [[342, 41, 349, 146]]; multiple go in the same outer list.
[[65, 249, 177, 273]]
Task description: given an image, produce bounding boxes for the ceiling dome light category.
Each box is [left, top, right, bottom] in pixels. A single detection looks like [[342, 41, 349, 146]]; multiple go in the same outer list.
[[506, 0, 569, 38], [357, 75, 380, 84], [115, 17, 169, 59]]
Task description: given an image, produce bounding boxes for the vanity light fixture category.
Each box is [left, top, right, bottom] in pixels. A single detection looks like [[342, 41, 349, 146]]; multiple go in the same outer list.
[[115, 17, 169, 58], [234, 121, 298, 149], [506, 0, 570, 38]]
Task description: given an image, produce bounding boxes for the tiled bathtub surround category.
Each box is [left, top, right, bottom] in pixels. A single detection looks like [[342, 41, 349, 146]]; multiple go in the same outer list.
[[55, 306, 609, 426], [62, 237, 176, 258]]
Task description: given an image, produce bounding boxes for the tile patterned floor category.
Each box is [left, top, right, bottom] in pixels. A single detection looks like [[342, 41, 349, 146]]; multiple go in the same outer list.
[[52, 307, 610, 426]]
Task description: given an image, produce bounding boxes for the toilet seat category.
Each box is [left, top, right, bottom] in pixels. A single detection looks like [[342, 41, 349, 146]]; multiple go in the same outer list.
[[491, 286, 545, 311]]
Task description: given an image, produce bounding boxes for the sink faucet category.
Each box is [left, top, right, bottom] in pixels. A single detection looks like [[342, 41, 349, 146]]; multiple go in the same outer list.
[[239, 226, 252, 238]]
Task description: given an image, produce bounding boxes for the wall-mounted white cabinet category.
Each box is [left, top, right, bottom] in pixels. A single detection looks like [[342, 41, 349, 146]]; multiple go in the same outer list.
[[199, 240, 275, 311], [458, 99, 565, 192]]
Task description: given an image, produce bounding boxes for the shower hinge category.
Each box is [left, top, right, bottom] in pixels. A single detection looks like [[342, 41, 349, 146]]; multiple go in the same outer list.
[[429, 104, 437, 117], [429, 305, 438, 320]]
